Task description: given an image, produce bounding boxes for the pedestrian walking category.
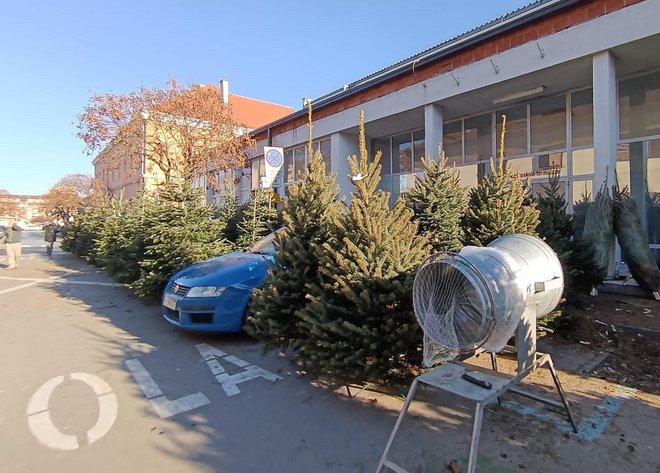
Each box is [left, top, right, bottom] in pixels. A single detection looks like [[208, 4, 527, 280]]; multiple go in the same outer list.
[[43, 221, 59, 255], [2, 218, 26, 269]]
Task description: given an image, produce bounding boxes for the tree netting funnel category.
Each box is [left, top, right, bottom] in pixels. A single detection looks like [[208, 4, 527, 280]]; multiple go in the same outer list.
[[413, 234, 563, 366]]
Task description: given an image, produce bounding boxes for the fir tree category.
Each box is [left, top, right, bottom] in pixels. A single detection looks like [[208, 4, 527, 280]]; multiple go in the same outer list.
[[536, 170, 572, 257], [215, 179, 241, 246], [96, 195, 147, 284], [61, 204, 111, 264], [236, 188, 281, 248], [132, 183, 232, 299], [407, 151, 467, 252], [462, 115, 539, 246], [535, 171, 600, 298], [295, 111, 429, 384], [247, 116, 343, 348]]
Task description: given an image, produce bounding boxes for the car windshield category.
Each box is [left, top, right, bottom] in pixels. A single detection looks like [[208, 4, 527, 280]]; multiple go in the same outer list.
[[247, 229, 283, 256]]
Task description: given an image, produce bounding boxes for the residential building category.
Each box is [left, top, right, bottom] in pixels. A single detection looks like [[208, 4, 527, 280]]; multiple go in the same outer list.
[[249, 0, 660, 276], [92, 80, 293, 201], [0, 194, 46, 222]]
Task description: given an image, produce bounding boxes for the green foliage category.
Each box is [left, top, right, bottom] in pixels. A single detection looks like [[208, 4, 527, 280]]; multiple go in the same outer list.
[[60, 205, 111, 265], [535, 172, 602, 299], [95, 196, 148, 284], [571, 187, 592, 240], [613, 184, 660, 297], [407, 152, 467, 252], [215, 180, 242, 246], [462, 157, 540, 246], [247, 148, 344, 349], [61, 183, 244, 300], [295, 112, 429, 384], [536, 172, 572, 256], [131, 184, 233, 300], [582, 182, 614, 279], [236, 188, 281, 248]]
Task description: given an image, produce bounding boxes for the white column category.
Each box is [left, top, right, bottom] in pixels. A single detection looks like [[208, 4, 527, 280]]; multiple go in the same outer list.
[[331, 132, 358, 202], [592, 51, 618, 190], [424, 104, 443, 161], [592, 51, 618, 277]]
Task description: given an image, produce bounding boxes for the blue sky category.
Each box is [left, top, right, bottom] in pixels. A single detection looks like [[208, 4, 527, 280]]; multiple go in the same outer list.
[[0, 0, 530, 195]]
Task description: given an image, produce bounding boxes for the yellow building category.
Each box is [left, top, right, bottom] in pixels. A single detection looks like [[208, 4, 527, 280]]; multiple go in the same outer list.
[[0, 194, 46, 222], [93, 80, 293, 200]]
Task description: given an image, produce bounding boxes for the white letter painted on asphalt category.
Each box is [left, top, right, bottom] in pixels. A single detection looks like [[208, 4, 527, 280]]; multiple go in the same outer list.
[[196, 343, 282, 397], [27, 373, 118, 450], [125, 359, 210, 418]]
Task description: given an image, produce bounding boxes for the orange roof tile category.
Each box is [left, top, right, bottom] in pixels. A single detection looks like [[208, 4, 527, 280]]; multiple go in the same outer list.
[[228, 94, 294, 129]]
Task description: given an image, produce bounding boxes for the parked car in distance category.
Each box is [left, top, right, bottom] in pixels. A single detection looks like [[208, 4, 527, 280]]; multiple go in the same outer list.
[[162, 230, 281, 332]]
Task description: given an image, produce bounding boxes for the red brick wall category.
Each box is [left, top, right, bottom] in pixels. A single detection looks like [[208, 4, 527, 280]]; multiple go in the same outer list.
[[255, 0, 642, 141]]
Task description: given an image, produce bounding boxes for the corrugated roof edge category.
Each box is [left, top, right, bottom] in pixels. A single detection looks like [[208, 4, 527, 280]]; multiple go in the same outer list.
[[251, 0, 581, 137]]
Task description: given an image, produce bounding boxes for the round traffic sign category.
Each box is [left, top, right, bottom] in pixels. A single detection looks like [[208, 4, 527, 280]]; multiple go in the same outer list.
[[266, 149, 283, 167]]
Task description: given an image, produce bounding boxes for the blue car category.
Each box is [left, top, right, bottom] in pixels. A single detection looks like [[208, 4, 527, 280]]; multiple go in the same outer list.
[[161, 231, 280, 332]]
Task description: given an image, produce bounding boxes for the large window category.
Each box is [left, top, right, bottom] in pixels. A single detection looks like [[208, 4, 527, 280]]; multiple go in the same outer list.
[[373, 138, 391, 174], [572, 88, 593, 147], [619, 70, 660, 141], [443, 121, 462, 166], [371, 130, 424, 205], [413, 130, 425, 171], [497, 105, 527, 157], [284, 149, 294, 183], [531, 95, 566, 152], [615, 138, 660, 263], [294, 146, 306, 179], [372, 130, 424, 176], [251, 157, 265, 189], [465, 114, 492, 163], [392, 133, 413, 174]]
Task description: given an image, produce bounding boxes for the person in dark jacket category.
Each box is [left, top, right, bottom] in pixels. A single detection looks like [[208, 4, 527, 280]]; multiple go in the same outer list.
[[2, 218, 25, 269], [43, 221, 60, 256]]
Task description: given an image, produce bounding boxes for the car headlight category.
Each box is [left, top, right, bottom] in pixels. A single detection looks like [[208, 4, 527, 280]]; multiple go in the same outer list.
[[186, 286, 226, 298]]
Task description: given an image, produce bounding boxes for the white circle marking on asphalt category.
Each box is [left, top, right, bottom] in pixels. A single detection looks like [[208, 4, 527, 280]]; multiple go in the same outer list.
[[26, 372, 118, 450]]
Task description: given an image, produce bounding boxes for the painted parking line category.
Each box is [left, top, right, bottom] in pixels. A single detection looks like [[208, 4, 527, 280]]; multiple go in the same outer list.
[[0, 276, 122, 295], [501, 385, 636, 440], [125, 359, 210, 419], [0, 276, 59, 295], [27, 372, 118, 450], [196, 343, 282, 397]]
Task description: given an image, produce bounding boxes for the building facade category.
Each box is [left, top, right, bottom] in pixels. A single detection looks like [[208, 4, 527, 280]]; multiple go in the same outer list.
[[93, 80, 294, 201], [0, 194, 46, 222], [250, 0, 660, 274]]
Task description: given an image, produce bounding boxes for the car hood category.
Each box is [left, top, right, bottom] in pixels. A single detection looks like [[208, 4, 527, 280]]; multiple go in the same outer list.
[[172, 251, 274, 288]]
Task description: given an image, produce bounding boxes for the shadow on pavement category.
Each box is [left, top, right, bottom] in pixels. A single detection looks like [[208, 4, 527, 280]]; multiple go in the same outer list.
[[13, 246, 659, 473]]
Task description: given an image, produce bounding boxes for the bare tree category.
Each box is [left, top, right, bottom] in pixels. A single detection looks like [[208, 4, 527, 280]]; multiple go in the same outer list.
[[42, 185, 82, 220], [52, 173, 94, 198], [77, 79, 256, 189], [0, 192, 17, 216]]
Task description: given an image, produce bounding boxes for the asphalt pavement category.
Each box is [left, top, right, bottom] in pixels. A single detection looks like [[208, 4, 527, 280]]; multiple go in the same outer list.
[[0, 230, 657, 473]]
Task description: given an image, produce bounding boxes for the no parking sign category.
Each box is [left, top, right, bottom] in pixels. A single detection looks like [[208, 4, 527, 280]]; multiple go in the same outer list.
[[262, 147, 284, 188]]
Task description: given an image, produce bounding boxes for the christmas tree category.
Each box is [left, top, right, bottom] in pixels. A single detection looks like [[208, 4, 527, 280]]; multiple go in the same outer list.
[[132, 183, 232, 299], [296, 111, 429, 384], [462, 115, 539, 246], [236, 188, 281, 248], [215, 179, 242, 247], [247, 105, 343, 348], [96, 195, 147, 284], [535, 171, 601, 298], [536, 170, 572, 257], [407, 151, 467, 252]]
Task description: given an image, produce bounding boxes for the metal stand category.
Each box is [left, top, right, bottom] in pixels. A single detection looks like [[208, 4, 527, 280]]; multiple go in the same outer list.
[[376, 308, 577, 473]]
